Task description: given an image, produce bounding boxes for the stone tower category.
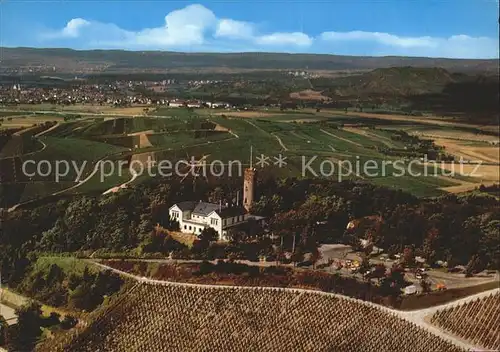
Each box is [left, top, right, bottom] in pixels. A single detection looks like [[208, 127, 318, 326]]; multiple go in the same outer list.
[[243, 168, 255, 212]]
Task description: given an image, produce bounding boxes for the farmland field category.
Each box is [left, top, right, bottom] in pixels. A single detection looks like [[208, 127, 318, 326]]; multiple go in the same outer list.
[[0, 137, 128, 207], [45, 282, 463, 352], [2, 106, 498, 208], [0, 114, 63, 129], [431, 292, 500, 351]]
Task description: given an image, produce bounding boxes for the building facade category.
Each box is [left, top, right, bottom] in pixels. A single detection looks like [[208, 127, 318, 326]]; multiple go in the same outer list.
[[169, 167, 261, 241], [169, 201, 252, 241]]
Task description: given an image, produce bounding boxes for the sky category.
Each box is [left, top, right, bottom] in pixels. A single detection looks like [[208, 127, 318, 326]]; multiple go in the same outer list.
[[1, 0, 499, 58]]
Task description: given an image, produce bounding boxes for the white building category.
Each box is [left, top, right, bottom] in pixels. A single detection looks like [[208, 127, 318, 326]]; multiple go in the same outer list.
[[168, 168, 263, 241], [168, 100, 185, 108], [169, 201, 257, 241]]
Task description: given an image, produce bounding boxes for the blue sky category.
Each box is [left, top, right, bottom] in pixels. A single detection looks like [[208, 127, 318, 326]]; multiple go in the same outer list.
[[1, 0, 499, 58]]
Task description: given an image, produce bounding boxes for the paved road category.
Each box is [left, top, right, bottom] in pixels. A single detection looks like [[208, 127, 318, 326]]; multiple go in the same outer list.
[[92, 260, 497, 351], [0, 302, 17, 325]]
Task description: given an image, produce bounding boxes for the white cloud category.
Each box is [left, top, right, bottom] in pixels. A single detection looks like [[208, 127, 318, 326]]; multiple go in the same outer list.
[[42, 4, 312, 50], [320, 31, 498, 58], [256, 32, 313, 47], [320, 31, 437, 48], [215, 19, 255, 40], [39, 4, 498, 58], [59, 18, 91, 38]]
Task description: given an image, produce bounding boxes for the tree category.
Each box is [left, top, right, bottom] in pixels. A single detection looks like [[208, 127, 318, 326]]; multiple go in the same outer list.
[[6, 302, 43, 351], [291, 247, 304, 266], [465, 254, 484, 277], [359, 255, 371, 279], [420, 279, 432, 293], [310, 247, 322, 269], [60, 315, 78, 330], [370, 264, 387, 282], [402, 246, 416, 267], [0, 316, 7, 346], [380, 265, 406, 298], [199, 228, 219, 243], [226, 228, 247, 244]]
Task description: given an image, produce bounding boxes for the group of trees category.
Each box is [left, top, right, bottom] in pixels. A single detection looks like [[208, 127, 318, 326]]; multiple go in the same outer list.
[[0, 302, 77, 351], [1, 175, 498, 295], [18, 264, 124, 312]]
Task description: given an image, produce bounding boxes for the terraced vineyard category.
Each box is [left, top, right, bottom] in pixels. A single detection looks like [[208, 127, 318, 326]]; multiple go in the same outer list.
[[48, 283, 464, 352], [0, 137, 128, 207], [430, 292, 500, 351]]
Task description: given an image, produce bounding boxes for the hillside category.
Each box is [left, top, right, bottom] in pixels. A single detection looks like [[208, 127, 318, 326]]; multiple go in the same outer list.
[[1, 47, 498, 74], [317, 67, 464, 96], [42, 282, 464, 352]]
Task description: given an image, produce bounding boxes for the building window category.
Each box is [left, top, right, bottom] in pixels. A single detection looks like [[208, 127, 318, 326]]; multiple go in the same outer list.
[[189, 226, 192, 231], [184, 225, 187, 230], [172, 211, 179, 219], [210, 218, 218, 226], [223, 219, 226, 226], [199, 228, 203, 233]]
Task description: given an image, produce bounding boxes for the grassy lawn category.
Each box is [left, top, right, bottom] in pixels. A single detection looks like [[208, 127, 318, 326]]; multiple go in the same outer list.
[[370, 175, 450, 198], [151, 107, 199, 118], [147, 130, 230, 148], [33, 256, 97, 275]]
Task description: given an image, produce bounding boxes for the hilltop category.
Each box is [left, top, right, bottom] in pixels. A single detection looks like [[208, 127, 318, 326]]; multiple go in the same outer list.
[[323, 67, 464, 96], [1, 47, 498, 74]]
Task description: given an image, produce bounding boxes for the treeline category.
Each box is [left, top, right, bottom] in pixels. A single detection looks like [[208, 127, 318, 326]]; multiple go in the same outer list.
[[18, 264, 124, 311], [103, 259, 406, 305], [0, 302, 78, 351]]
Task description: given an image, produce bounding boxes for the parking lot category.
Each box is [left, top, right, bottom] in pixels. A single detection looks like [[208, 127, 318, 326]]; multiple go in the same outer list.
[[318, 244, 498, 292]]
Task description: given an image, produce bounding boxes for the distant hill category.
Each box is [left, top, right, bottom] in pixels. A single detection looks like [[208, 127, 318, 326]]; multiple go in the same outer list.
[[313, 67, 468, 97], [0, 47, 498, 74]]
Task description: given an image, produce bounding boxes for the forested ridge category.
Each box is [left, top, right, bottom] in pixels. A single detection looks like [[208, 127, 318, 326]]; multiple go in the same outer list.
[[1, 177, 498, 285]]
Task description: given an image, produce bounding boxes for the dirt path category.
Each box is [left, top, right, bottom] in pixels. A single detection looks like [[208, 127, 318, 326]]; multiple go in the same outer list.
[[320, 128, 363, 147], [0, 303, 17, 325], [102, 169, 138, 195], [35, 122, 61, 137], [245, 120, 282, 149], [272, 133, 289, 151], [344, 127, 396, 148]]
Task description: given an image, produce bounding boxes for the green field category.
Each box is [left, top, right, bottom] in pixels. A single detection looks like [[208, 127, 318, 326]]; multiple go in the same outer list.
[[3, 108, 484, 208], [0, 137, 128, 206]]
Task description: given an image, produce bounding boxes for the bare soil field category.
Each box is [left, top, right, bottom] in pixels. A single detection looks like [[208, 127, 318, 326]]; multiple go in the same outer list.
[[0, 115, 63, 129], [214, 124, 230, 132], [437, 164, 499, 181], [434, 163, 499, 193], [138, 133, 153, 148], [411, 129, 499, 143], [214, 111, 276, 118], [110, 107, 149, 115], [324, 110, 497, 132], [440, 182, 498, 194], [433, 138, 499, 163], [127, 130, 154, 136], [281, 118, 324, 123], [289, 89, 330, 101]]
